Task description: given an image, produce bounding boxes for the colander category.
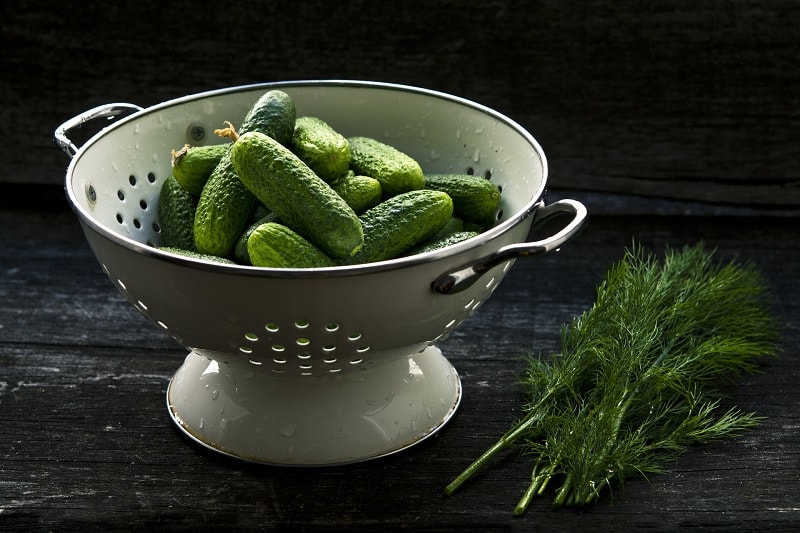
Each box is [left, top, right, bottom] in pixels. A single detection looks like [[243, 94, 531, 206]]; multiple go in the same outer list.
[[55, 81, 587, 466]]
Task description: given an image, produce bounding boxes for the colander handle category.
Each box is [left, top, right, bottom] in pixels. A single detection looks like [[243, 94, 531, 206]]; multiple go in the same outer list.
[[54, 103, 144, 158], [432, 198, 588, 294]]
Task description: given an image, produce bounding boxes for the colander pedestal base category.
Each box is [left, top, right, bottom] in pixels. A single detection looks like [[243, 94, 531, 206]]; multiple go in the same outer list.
[[166, 345, 461, 466]]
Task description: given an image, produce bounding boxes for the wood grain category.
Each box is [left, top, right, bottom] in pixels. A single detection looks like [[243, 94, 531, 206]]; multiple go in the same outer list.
[[3, 1, 798, 205], [1, 202, 798, 531]]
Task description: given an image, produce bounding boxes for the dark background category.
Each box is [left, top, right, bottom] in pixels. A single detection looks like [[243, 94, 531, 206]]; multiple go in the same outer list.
[[3, 0, 798, 206]]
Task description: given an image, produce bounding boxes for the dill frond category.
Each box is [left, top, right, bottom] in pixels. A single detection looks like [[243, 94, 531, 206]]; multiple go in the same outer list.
[[445, 241, 781, 515]]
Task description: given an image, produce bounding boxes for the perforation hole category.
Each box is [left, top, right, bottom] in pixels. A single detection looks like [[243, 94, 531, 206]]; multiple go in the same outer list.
[[128, 175, 137, 186]]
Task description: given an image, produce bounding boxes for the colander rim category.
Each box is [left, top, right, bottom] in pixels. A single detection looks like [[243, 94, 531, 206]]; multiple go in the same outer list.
[[64, 79, 548, 279]]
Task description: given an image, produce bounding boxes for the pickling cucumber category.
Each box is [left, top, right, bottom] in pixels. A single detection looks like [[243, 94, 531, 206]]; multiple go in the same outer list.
[[329, 171, 383, 215], [247, 222, 335, 268], [193, 90, 297, 257], [292, 116, 350, 182], [342, 189, 453, 265], [158, 173, 197, 251], [230, 131, 364, 260], [348, 136, 424, 197], [171, 143, 228, 196], [423, 173, 501, 223]]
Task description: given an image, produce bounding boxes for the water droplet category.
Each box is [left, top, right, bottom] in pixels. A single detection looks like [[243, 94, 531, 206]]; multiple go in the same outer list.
[[210, 389, 219, 400], [279, 424, 296, 438], [219, 418, 228, 429], [133, 123, 141, 134], [472, 148, 481, 162], [198, 417, 204, 429]]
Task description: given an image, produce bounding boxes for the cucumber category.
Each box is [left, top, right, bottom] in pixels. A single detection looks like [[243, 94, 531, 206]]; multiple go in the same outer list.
[[342, 189, 453, 265], [234, 211, 280, 265], [348, 136, 424, 197], [329, 171, 382, 215], [171, 143, 228, 196], [292, 116, 350, 182], [430, 216, 464, 241], [423, 173, 501, 223], [230, 131, 364, 260], [157, 173, 197, 251], [193, 149, 258, 257], [193, 90, 297, 257], [247, 222, 335, 269], [159, 246, 236, 264], [404, 231, 479, 256], [239, 89, 296, 147]]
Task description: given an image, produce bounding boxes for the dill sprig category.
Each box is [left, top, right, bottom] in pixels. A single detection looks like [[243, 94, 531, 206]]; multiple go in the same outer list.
[[445, 242, 780, 515]]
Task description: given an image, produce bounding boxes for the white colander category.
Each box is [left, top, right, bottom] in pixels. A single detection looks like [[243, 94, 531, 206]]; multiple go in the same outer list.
[[55, 81, 587, 466]]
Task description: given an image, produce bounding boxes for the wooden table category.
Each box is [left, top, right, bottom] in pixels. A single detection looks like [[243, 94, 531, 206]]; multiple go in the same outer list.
[[2, 186, 797, 531]]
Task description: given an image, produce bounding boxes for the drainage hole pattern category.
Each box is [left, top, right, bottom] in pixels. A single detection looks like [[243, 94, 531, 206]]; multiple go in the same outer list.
[[236, 320, 381, 376]]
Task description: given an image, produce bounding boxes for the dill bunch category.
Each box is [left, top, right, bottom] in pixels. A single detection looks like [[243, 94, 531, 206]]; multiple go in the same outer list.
[[445, 242, 780, 515]]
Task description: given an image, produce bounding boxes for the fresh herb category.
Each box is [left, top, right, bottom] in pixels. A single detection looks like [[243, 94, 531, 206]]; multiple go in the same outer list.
[[445, 243, 780, 515]]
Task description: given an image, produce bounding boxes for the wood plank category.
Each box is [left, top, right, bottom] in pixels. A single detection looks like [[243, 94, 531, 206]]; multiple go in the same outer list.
[[3, 1, 799, 205]]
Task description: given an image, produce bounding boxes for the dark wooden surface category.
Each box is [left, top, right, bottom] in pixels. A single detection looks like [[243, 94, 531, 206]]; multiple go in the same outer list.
[[1, 187, 798, 531], [3, 0, 799, 205]]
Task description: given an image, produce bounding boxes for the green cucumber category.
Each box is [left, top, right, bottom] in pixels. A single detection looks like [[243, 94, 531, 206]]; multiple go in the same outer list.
[[342, 189, 453, 265], [193, 90, 297, 257], [348, 136, 424, 197], [159, 246, 236, 264], [157, 173, 197, 251], [239, 89, 296, 147], [247, 222, 335, 269], [193, 149, 258, 257], [292, 116, 350, 182], [171, 143, 228, 196], [230, 131, 364, 260], [234, 211, 280, 265], [404, 231, 479, 256], [329, 171, 382, 215], [423, 173, 501, 223]]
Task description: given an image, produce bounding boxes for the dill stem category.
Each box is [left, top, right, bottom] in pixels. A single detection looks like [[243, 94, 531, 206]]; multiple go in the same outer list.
[[445, 388, 559, 496], [514, 455, 560, 516]]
